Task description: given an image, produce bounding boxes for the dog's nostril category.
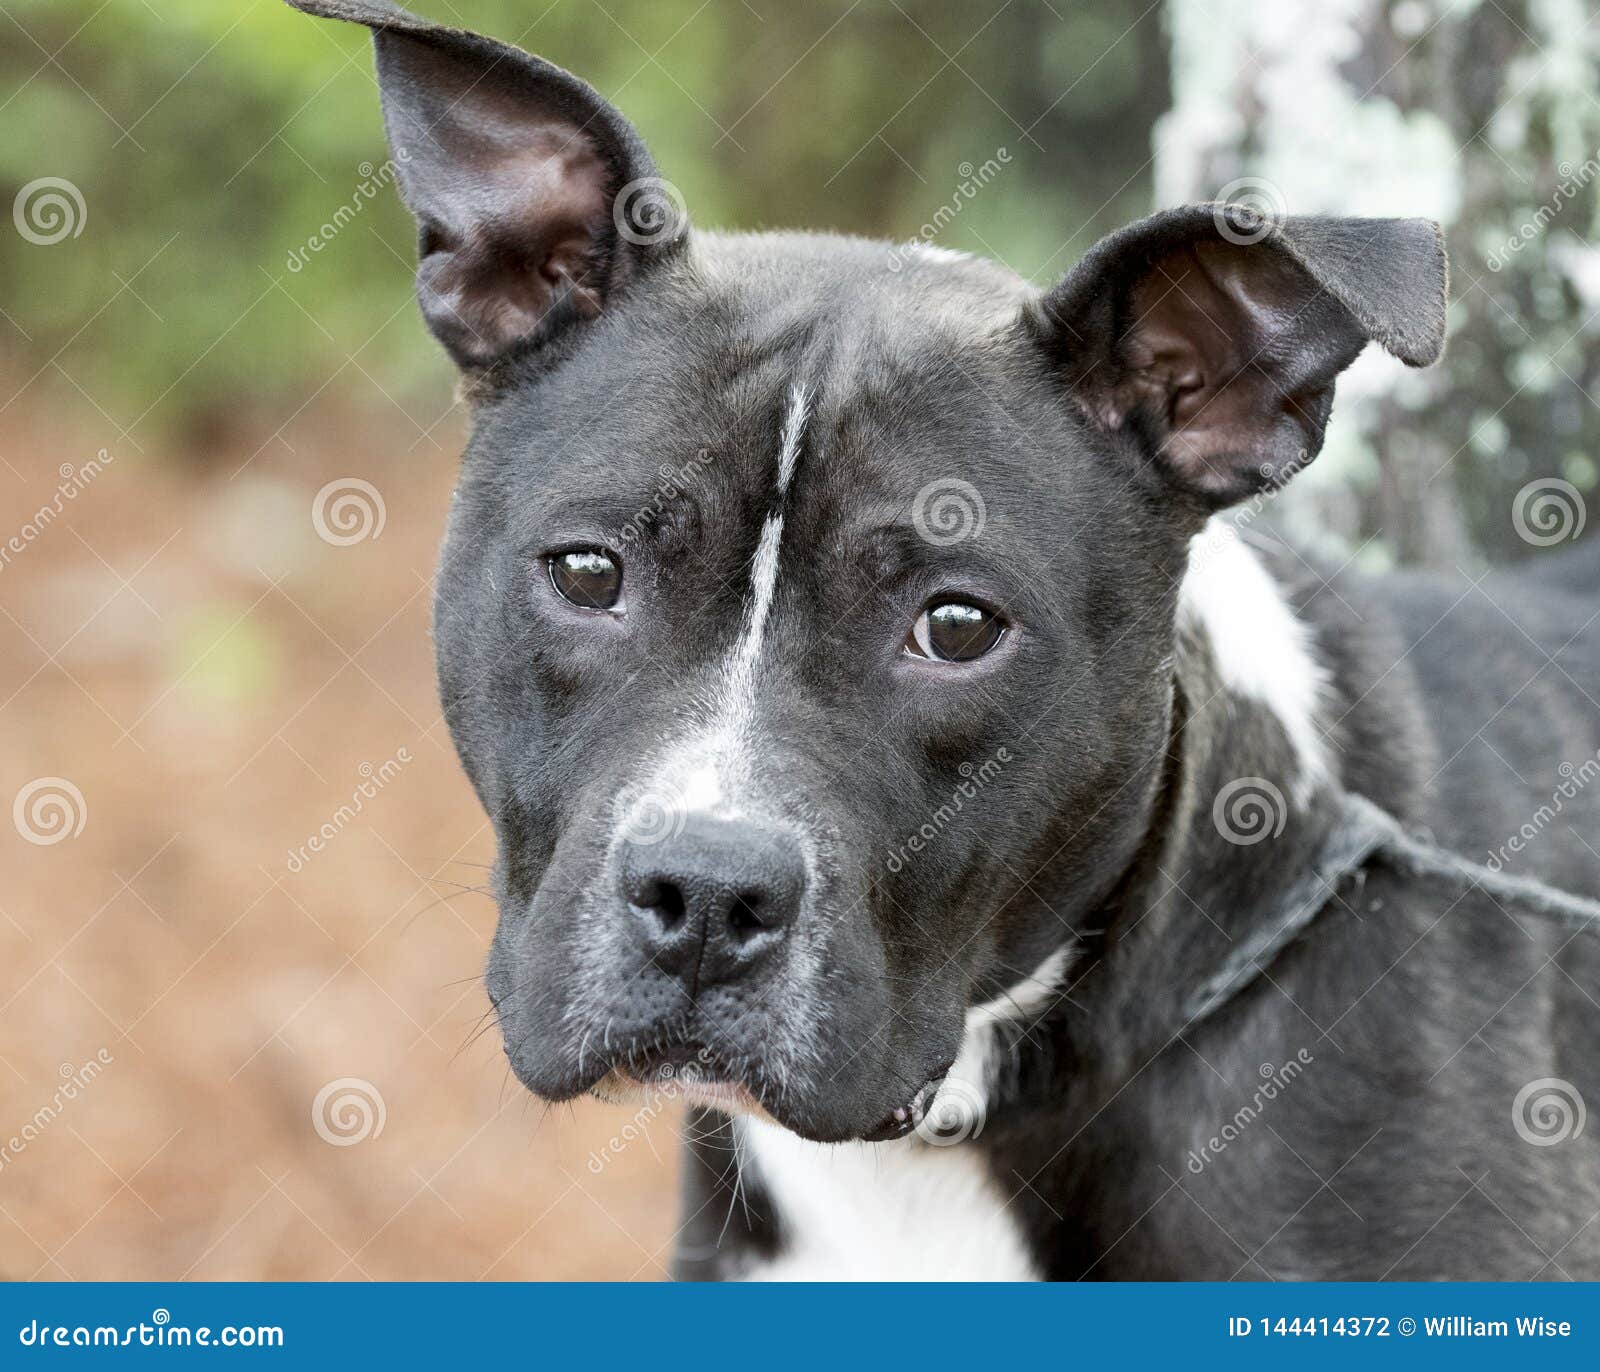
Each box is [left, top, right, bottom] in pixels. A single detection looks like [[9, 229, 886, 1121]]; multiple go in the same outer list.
[[617, 813, 806, 976], [727, 890, 766, 936], [632, 877, 687, 929]]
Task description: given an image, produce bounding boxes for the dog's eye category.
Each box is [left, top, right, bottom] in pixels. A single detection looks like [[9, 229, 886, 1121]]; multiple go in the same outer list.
[[907, 600, 1005, 662], [549, 549, 622, 610]]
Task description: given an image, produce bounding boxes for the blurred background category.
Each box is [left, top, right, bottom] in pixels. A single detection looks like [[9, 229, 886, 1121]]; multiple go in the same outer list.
[[0, 0, 1595, 1279]]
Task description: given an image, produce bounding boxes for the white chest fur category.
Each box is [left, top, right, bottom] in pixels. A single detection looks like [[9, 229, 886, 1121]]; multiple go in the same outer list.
[[734, 1117, 1039, 1281]]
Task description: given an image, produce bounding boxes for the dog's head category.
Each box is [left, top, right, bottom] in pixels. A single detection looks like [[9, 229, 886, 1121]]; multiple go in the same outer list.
[[288, 0, 1446, 1142]]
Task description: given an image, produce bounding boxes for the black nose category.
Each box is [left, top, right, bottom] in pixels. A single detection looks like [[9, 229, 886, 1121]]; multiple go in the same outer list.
[[618, 813, 805, 989]]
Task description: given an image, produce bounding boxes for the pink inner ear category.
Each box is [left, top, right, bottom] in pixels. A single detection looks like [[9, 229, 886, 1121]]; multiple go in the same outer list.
[[417, 122, 613, 366], [1119, 241, 1326, 499], [373, 20, 655, 369], [486, 128, 613, 304]]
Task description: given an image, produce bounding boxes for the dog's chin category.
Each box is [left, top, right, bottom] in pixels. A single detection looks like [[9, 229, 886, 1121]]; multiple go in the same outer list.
[[500, 1021, 956, 1143], [584, 1061, 954, 1145], [588, 1067, 779, 1122]]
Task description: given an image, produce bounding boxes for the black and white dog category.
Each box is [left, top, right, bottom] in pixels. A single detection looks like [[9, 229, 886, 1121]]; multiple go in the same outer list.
[[288, 0, 1600, 1280]]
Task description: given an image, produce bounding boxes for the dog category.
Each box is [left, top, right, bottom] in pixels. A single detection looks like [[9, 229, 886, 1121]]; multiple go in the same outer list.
[[286, 0, 1600, 1280]]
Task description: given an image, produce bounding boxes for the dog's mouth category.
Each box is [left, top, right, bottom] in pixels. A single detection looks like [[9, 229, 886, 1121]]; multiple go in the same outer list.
[[586, 1041, 770, 1118], [613, 1043, 765, 1114], [859, 1068, 950, 1142], [589, 1041, 952, 1142]]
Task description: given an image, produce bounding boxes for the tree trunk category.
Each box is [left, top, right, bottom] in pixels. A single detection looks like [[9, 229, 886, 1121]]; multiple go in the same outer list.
[[1157, 0, 1600, 570]]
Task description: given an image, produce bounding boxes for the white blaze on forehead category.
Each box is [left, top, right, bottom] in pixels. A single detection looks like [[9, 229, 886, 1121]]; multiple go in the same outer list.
[[723, 382, 810, 732], [1178, 519, 1335, 802], [775, 383, 808, 495], [628, 385, 811, 822]]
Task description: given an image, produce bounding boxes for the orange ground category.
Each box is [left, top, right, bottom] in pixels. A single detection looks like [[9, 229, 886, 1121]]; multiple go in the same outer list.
[[0, 393, 683, 1280]]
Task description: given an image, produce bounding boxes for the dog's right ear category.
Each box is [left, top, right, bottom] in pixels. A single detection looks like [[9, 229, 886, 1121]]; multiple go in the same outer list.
[[284, 0, 685, 371], [1031, 205, 1446, 515]]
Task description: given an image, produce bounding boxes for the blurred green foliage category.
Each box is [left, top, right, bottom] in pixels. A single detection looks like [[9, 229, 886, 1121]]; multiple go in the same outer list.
[[0, 0, 1166, 449]]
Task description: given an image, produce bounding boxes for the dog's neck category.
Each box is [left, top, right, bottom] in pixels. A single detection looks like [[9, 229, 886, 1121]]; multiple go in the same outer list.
[[1070, 521, 1352, 1055]]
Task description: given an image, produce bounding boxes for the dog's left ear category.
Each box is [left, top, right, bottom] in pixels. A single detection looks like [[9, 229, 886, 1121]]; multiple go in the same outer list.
[[1033, 205, 1447, 511], [284, 0, 685, 371]]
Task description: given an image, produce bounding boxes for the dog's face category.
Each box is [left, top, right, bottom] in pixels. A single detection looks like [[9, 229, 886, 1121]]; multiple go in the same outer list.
[[290, 0, 1445, 1142], [441, 243, 1185, 1140]]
